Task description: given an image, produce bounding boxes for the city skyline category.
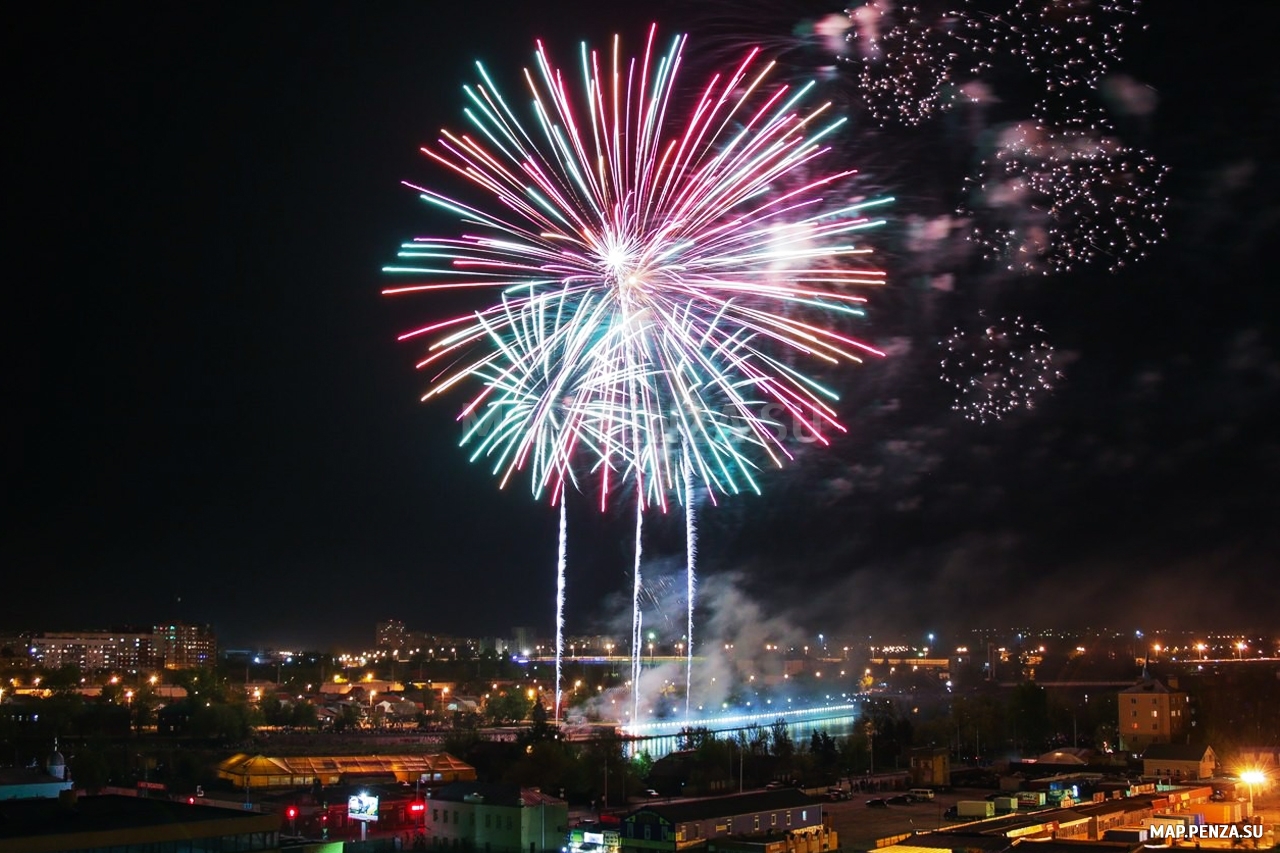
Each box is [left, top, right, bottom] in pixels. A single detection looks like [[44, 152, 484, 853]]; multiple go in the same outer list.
[[5, 1, 1278, 649]]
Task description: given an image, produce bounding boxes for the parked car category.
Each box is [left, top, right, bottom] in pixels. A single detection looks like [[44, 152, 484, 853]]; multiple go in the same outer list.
[[866, 798, 889, 808], [643, 789, 661, 798], [827, 787, 851, 801], [765, 781, 787, 790]]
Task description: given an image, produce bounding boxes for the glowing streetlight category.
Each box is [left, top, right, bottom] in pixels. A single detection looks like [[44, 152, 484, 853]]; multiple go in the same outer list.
[[1241, 770, 1266, 813], [1236, 641, 1247, 660], [1196, 643, 1207, 661]]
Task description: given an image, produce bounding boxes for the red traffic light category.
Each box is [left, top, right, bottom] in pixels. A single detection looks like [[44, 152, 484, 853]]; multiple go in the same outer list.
[[409, 801, 426, 813], [286, 806, 298, 819]]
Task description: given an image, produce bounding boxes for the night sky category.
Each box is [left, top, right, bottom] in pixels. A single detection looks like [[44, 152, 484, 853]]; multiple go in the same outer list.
[[6, 2, 1278, 650]]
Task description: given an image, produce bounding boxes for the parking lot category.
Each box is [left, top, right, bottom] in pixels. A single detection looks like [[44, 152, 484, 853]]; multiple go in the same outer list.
[[822, 788, 1001, 852]]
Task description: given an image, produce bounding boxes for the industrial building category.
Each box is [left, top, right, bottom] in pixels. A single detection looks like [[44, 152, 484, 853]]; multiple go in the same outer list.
[[217, 751, 475, 789]]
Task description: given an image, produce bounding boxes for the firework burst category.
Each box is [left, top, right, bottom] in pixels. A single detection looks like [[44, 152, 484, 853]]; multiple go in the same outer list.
[[962, 122, 1168, 275], [1009, 0, 1144, 92], [384, 27, 887, 507], [843, 1, 964, 127], [384, 28, 887, 724], [940, 315, 1060, 423]]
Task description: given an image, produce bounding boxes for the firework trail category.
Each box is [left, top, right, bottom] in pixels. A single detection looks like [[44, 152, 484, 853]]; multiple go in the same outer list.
[[683, 453, 697, 719], [632, 498, 644, 724], [554, 500, 566, 723], [384, 28, 886, 723]]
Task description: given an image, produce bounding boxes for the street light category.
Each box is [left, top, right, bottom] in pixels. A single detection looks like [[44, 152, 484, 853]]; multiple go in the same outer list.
[[729, 739, 744, 793], [1241, 770, 1266, 804]]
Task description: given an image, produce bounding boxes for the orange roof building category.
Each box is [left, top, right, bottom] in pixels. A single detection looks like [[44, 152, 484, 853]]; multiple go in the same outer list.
[[216, 752, 475, 789]]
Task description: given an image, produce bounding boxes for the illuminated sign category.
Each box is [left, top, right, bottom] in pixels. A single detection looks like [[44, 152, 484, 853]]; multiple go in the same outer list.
[[348, 794, 380, 822]]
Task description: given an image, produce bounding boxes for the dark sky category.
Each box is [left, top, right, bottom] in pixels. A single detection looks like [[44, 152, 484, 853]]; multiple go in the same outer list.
[[5, 2, 1278, 650]]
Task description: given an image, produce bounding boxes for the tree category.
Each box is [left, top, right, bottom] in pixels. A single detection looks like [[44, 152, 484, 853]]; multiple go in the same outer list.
[[484, 691, 532, 725], [98, 682, 124, 706], [579, 732, 622, 805], [809, 731, 839, 781], [43, 664, 83, 695], [291, 701, 318, 729], [187, 702, 250, 741], [678, 727, 714, 751], [131, 683, 160, 735], [332, 704, 361, 733], [1009, 682, 1051, 754], [526, 700, 553, 743], [770, 719, 795, 759]]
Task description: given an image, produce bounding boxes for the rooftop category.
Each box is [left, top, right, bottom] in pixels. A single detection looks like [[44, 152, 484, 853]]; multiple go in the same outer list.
[[1120, 678, 1174, 695], [627, 789, 818, 824], [1141, 743, 1214, 762], [901, 833, 1141, 853], [0, 767, 65, 787], [431, 781, 566, 807], [217, 751, 474, 781], [0, 794, 277, 844]]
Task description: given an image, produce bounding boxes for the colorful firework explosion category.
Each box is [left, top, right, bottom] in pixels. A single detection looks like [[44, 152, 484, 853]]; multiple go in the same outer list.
[[384, 28, 888, 507]]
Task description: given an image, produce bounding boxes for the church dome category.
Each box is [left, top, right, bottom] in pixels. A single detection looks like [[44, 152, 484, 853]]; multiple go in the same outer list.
[[46, 748, 67, 780]]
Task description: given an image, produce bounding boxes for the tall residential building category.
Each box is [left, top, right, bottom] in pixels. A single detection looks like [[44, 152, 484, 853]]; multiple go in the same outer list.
[[153, 623, 216, 669], [29, 631, 155, 672], [0, 633, 31, 662], [511, 626, 535, 655], [1118, 674, 1190, 752], [377, 619, 407, 650]]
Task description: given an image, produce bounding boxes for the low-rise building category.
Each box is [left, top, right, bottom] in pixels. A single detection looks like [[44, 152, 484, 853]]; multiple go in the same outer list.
[[619, 790, 824, 853], [427, 781, 567, 853], [0, 746, 73, 803], [909, 746, 950, 788], [1141, 744, 1217, 781], [0, 794, 279, 853]]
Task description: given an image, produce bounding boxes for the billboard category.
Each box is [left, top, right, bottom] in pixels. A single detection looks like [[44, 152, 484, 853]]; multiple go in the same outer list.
[[348, 793, 380, 822]]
